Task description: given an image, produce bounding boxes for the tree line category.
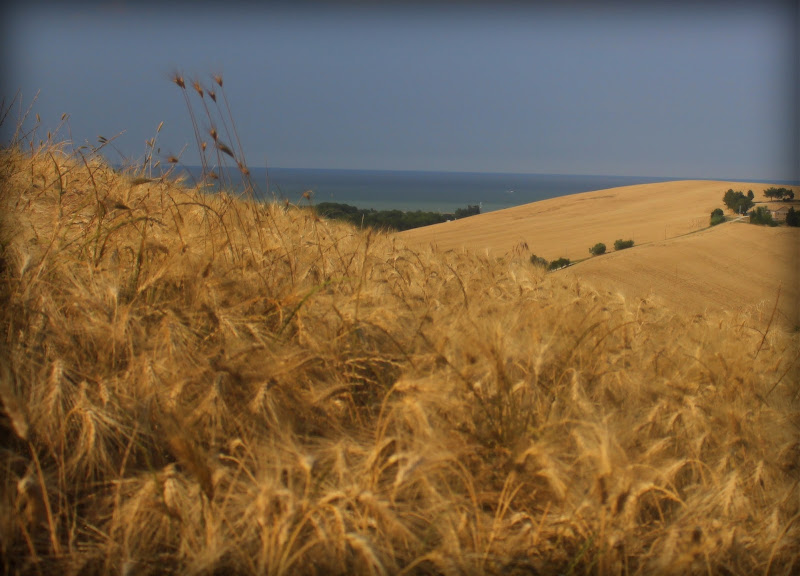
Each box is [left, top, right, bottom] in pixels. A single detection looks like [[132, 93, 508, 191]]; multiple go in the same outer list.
[[314, 202, 480, 231], [763, 187, 795, 201]]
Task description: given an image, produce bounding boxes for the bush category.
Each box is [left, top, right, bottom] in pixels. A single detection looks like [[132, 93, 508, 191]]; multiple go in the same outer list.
[[749, 206, 777, 226], [548, 257, 571, 271], [710, 208, 725, 226], [614, 239, 634, 251], [529, 254, 548, 268], [589, 242, 606, 256]]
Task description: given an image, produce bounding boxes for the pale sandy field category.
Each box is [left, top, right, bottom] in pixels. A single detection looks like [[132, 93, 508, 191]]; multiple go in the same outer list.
[[400, 180, 800, 327]]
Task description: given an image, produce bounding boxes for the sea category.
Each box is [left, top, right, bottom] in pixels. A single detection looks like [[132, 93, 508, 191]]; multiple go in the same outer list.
[[176, 166, 675, 214]]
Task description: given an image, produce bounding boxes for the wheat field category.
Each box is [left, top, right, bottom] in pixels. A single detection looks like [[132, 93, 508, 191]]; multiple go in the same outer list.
[[1, 91, 799, 575]]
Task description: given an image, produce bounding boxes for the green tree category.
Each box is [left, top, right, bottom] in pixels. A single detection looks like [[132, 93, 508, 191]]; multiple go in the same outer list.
[[589, 242, 606, 256], [785, 207, 799, 227], [710, 208, 725, 226], [723, 188, 735, 205], [764, 187, 795, 201], [723, 189, 754, 214]]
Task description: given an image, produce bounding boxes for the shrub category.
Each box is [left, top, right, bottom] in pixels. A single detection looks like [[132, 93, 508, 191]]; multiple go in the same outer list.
[[589, 242, 606, 256], [749, 206, 777, 226], [548, 257, 571, 270], [529, 254, 549, 268], [614, 239, 634, 251], [710, 208, 725, 226]]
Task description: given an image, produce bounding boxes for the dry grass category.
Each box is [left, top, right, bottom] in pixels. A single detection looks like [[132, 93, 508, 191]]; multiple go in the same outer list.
[[1, 93, 799, 575]]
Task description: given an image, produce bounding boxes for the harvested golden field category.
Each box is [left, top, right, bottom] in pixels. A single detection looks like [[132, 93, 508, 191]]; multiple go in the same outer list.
[[565, 222, 800, 330], [399, 180, 796, 260], [401, 180, 800, 329], [1, 136, 799, 576]]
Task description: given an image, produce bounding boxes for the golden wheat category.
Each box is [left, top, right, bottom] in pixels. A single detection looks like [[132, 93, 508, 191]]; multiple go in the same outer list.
[[1, 107, 799, 575]]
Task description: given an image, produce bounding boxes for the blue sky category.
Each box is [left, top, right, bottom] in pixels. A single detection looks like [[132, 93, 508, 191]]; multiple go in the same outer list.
[[2, 1, 798, 181]]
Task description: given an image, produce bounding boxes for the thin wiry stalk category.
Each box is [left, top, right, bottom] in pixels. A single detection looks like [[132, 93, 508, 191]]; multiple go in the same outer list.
[[172, 73, 208, 177], [212, 74, 256, 195]]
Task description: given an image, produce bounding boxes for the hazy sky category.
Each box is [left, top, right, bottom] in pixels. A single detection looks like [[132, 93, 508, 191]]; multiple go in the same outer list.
[[2, 0, 798, 181]]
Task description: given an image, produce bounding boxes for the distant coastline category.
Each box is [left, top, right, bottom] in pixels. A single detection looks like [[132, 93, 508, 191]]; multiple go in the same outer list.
[[173, 166, 682, 213], [168, 166, 799, 214]]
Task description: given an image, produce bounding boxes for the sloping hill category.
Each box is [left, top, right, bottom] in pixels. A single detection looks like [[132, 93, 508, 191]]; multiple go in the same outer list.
[[566, 221, 800, 328], [400, 180, 800, 327], [399, 180, 790, 259]]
